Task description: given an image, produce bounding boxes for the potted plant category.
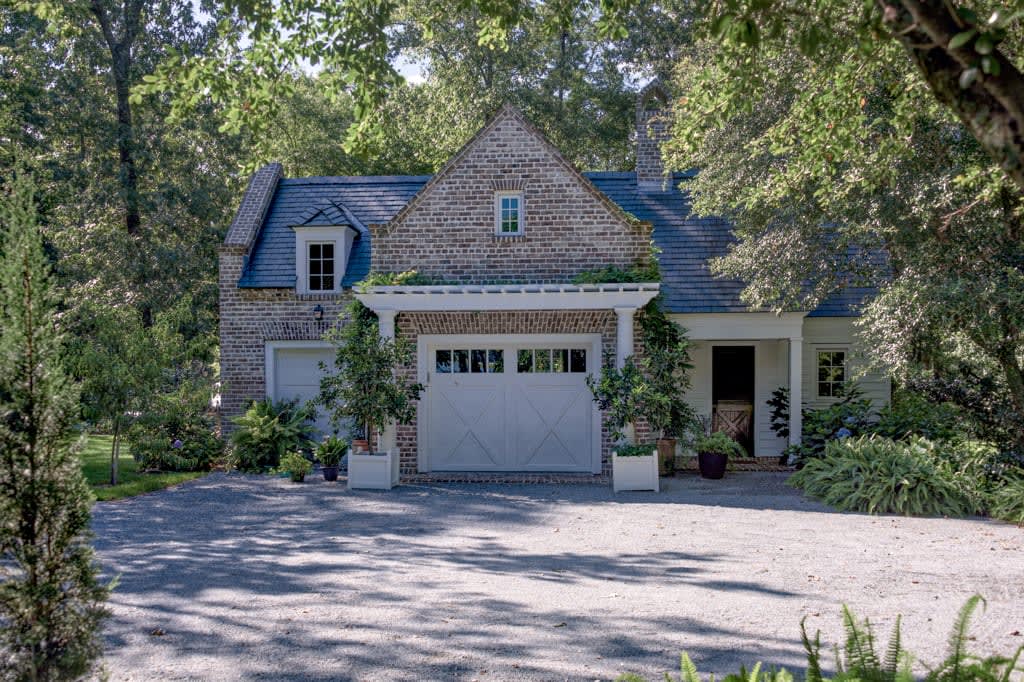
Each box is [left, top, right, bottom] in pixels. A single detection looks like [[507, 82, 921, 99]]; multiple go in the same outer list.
[[638, 303, 700, 476], [318, 301, 424, 490], [279, 451, 312, 483], [587, 356, 659, 492], [694, 430, 745, 479], [316, 435, 347, 481]]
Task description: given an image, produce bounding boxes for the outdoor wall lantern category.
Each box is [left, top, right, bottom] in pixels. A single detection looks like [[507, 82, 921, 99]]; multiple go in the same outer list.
[[313, 304, 324, 321]]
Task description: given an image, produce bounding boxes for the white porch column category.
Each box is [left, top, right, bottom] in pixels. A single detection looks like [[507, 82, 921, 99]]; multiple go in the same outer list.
[[789, 336, 803, 448], [377, 308, 398, 453], [614, 307, 636, 368]]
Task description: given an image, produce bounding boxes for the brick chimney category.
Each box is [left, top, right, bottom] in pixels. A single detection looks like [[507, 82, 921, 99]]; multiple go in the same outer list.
[[636, 79, 671, 193]]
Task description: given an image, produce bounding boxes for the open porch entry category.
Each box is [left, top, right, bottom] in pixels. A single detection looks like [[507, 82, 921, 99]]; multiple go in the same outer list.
[[712, 345, 755, 455]]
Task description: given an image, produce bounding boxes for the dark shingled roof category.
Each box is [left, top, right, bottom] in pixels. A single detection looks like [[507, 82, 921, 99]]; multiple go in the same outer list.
[[238, 171, 867, 316]]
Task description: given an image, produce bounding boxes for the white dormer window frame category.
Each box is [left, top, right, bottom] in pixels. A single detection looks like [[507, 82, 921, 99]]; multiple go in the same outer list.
[[293, 226, 356, 295], [494, 191, 524, 236]]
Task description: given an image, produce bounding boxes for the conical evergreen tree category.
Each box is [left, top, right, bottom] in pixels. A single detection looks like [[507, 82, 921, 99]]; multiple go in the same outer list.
[[0, 167, 109, 680]]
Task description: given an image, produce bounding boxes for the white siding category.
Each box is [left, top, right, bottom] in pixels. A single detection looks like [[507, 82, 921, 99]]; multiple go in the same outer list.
[[802, 317, 890, 411], [671, 313, 891, 458]]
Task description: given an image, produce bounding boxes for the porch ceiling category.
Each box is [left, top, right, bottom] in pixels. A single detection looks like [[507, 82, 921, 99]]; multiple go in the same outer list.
[[355, 282, 660, 313]]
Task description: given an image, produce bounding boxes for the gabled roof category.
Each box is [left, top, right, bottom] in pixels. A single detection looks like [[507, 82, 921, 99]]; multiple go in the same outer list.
[[380, 104, 646, 235], [236, 169, 870, 316], [294, 198, 368, 232]]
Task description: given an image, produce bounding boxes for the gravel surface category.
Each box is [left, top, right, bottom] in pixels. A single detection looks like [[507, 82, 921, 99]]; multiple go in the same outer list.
[[91, 472, 1024, 681]]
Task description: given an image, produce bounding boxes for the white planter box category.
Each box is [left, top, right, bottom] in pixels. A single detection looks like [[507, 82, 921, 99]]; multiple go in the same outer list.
[[612, 450, 659, 492], [347, 450, 399, 490]]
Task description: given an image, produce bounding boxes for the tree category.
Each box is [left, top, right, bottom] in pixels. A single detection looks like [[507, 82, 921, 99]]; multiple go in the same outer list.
[[0, 167, 109, 680], [318, 301, 423, 449], [661, 8, 1024, 449]]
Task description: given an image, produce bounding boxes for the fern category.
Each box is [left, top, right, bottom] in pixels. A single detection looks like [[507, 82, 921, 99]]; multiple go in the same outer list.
[[842, 605, 881, 675], [883, 615, 903, 676], [800, 617, 824, 682], [928, 594, 985, 681], [679, 652, 702, 682]]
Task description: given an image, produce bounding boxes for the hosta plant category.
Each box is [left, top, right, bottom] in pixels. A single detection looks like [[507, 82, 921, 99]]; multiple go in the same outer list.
[[988, 476, 1024, 525], [788, 436, 973, 517]]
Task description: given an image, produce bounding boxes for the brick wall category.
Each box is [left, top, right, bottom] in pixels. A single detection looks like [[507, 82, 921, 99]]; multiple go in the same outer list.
[[636, 82, 671, 192], [370, 107, 651, 283], [392, 309, 648, 475]]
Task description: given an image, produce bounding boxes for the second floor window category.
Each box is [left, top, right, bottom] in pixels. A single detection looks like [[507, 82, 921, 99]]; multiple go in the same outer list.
[[308, 242, 335, 291], [496, 193, 523, 235]]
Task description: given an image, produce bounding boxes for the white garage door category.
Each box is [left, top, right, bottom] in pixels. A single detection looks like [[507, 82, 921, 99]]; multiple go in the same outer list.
[[268, 345, 336, 434], [423, 336, 600, 473]]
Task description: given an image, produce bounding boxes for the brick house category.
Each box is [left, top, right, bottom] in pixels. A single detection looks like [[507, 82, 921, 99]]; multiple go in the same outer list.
[[219, 82, 889, 477]]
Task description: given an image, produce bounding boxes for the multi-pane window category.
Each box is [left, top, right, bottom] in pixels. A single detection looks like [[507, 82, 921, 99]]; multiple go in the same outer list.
[[496, 193, 522, 235], [516, 348, 587, 373], [308, 242, 335, 291], [436, 349, 504, 374], [817, 350, 847, 397]]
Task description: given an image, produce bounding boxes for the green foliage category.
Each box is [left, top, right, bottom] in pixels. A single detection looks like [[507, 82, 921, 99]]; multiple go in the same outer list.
[[79, 435, 206, 502], [872, 391, 964, 443], [356, 270, 441, 290], [278, 451, 312, 482], [638, 301, 700, 441], [315, 435, 348, 468], [615, 443, 656, 458], [230, 398, 316, 472], [766, 387, 791, 441], [126, 379, 222, 472], [780, 386, 874, 467], [988, 476, 1024, 525], [694, 431, 746, 458], [623, 596, 1022, 682], [572, 259, 661, 285], [319, 300, 424, 449], [587, 356, 648, 443], [788, 437, 974, 517], [0, 167, 109, 680]]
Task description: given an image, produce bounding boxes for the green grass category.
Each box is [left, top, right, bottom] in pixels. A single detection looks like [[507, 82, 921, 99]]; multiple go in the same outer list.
[[80, 435, 206, 502]]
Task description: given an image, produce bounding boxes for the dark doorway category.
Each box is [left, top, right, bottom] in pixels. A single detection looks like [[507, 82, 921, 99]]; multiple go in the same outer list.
[[712, 346, 755, 455]]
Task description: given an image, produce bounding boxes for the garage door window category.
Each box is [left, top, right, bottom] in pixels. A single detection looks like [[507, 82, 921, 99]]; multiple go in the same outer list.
[[436, 349, 504, 373], [517, 348, 587, 373]]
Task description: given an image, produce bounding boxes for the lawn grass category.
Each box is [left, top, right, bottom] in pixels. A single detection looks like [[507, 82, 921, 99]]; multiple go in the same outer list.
[[81, 435, 206, 502]]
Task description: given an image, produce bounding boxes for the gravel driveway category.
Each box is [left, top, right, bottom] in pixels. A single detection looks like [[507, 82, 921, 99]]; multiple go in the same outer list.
[[91, 472, 1024, 681]]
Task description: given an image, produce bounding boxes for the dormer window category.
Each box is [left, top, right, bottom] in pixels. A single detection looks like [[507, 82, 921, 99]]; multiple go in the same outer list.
[[293, 225, 356, 294], [495, 192, 523, 235], [307, 242, 335, 291]]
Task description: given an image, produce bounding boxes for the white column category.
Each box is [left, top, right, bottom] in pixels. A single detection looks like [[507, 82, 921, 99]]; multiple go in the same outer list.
[[789, 336, 802, 448], [614, 307, 635, 369], [377, 308, 398, 453]]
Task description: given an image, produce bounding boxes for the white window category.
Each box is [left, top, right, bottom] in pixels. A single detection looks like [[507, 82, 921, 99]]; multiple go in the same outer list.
[[516, 348, 587, 373], [293, 226, 356, 294], [435, 349, 504, 374], [495, 192, 523, 235], [816, 349, 847, 398], [307, 242, 335, 291]]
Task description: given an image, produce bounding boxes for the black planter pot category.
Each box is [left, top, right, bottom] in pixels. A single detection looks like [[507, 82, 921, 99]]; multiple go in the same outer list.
[[698, 452, 727, 479], [321, 465, 339, 482]]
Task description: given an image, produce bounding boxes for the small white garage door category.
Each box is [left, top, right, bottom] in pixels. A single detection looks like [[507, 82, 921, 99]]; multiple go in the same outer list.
[[422, 336, 600, 473], [268, 345, 336, 434]]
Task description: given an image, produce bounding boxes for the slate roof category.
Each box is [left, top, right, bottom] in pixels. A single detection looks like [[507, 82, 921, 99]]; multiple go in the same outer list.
[[237, 171, 868, 316]]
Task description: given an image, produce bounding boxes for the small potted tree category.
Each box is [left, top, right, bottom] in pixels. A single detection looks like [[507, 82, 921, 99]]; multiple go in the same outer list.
[[639, 304, 700, 475], [587, 357, 659, 492], [316, 435, 348, 482], [319, 301, 423, 490], [694, 430, 745, 479], [279, 451, 312, 483]]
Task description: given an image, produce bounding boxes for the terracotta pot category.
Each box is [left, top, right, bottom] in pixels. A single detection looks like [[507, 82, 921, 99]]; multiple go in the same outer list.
[[656, 438, 676, 476], [698, 452, 727, 479]]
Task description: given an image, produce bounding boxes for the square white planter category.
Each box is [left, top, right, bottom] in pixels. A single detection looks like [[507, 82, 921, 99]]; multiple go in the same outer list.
[[612, 450, 659, 492], [347, 450, 399, 490]]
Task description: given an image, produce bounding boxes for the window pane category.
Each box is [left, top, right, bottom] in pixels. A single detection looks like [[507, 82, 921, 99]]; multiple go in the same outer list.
[[535, 349, 551, 372], [471, 349, 486, 373], [321, 243, 334, 258], [570, 349, 587, 373], [322, 275, 333, 290], [309, 275, 319, 291], [309, 243, 321, 259], [436, 350, 451, 373], [453, 349, 469, 373], [322, 259, 333, 276], [553, 348, 568, 372], [488, 350, 504, 373], [518, 349, 533, 373], [818, 367, 830, 381], [818, 382, 832, 397], [310, 259, 321, 275]]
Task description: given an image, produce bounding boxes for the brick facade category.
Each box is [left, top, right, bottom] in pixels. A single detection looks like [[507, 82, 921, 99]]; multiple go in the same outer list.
[[636, 81, 671, 192], [370, 106, 652, 283]]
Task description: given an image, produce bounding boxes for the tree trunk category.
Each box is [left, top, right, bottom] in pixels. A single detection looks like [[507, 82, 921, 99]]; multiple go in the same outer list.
[[878, 0, 1024, 193], [110, 417, 121, 486]]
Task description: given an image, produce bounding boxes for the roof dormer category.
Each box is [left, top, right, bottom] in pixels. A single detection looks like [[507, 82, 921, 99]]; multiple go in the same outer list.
[[291, 200, 365, 294]]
